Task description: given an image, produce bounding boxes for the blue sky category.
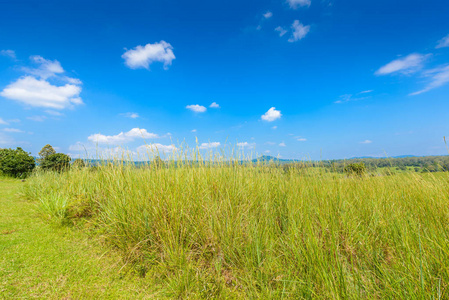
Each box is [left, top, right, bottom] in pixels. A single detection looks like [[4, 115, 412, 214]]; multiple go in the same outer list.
[[1, 0, 449, 160]]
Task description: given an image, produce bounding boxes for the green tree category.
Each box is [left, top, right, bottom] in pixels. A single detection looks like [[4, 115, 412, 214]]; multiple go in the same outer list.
[[40, 153, 71, 172], [0, 147, 36, 178], [38, 144, 56, 164]]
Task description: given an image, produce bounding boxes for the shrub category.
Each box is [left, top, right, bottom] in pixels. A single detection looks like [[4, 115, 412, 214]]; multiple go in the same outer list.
[[344, 162, 366, 176], [0, 147, 35, 178], [72, 158, 86, 168], [40, 153, 71, 172]]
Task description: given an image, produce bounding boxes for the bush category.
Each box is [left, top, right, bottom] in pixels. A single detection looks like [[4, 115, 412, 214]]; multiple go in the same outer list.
[[344, 162, 366, 176], [72, 158, 86, 168], [0, 147, 36, 178], [40, 153, 71, 172]]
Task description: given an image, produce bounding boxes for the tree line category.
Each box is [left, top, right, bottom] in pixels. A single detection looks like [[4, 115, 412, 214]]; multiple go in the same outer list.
[[0, 145, 85, 178]]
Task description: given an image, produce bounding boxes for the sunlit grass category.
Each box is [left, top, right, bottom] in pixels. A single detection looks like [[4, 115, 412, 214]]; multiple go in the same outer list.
[[23, 148, 449, 298]]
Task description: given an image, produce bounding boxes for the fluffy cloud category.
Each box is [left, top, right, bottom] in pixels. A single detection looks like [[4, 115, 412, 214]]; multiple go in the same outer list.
[[121, 112, 139, 118], [279, 142, 286, 147], [0, 118, 7, 125], [360, 140, 372, 144], [1, 76, 83, 109], [287, 0, 311, 9], [261, 107, 282, 122], [88, 128, 159, 144], [1, 55, 83, 110], [24, 56, 64, 79], [209, 102, 220, 108], [375, 53, 428, 75], [199, 142, 221, 149], [436, 34, 449, 49], [297, 138, 307, 142], [186, 104, 207, 113], [137, 143, 177, 154], [122, 41, 175, 70], [263, 11, 273, 19], [275, 26, 287, 37], [288, 20, 310, 42], [0, 50, 16, 59], [410, 65, 449, 95]]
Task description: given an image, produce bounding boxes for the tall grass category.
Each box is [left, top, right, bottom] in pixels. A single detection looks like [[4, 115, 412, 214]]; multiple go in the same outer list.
[[24, 153, 449, 298]]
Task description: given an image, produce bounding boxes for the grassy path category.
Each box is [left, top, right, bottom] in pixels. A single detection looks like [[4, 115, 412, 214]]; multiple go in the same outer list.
[[0, 178, 155, 299]]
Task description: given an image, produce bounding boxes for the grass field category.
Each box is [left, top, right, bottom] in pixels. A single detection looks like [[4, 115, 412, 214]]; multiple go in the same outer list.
[[16, 159, 449, 299], [0, 177, 160, 299]]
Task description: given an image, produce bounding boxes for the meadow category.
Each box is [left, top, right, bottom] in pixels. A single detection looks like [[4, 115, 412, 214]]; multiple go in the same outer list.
[[22, 155, 449, 299]]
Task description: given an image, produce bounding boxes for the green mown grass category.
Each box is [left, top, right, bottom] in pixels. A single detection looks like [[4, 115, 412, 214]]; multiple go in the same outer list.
[[21, 160, 449, 299], [0, 177, 159, 299]]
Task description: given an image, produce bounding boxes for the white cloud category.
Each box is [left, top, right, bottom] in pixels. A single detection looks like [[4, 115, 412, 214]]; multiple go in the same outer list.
[[287, 0, 311, 9], [191, 129, 197, 132], [334, 93, 370, 104], [23, 55, 64, 79], [88, 128, 159, 144], [64, 77, 83, 85], [263, 11, 273, 19], [3, 128, 23, 133], [1, 55, 83, 110], [122, 41, 175, 70], [360, 140, 372, 144], [297, 138, 307, 142], [279, 142, 286, 147], [45, 110, 64, 116], [0, 118, 8, 125], [275, 26, 288, 37], [1, 76, 83, 109], [0, 50, 16, 59], [137, 143, 177, 154], [209, 102, 220, 108], [265, 150, 271, 154], [288, 20, 310, 42], [272, 126, 277, 129], [261, 107, 282, 122], [359, 90, 373, 94], [121, 112, 139, 119], [237, 142, 255, 149], [410, 65, 449, 95], [265, 141, 276, 145], [199, 142, 221, 149], [436, 34, 449, 49], [186, 104, 207, 113], [375, 53, 429, 75], [27, 115, 47, 122]]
